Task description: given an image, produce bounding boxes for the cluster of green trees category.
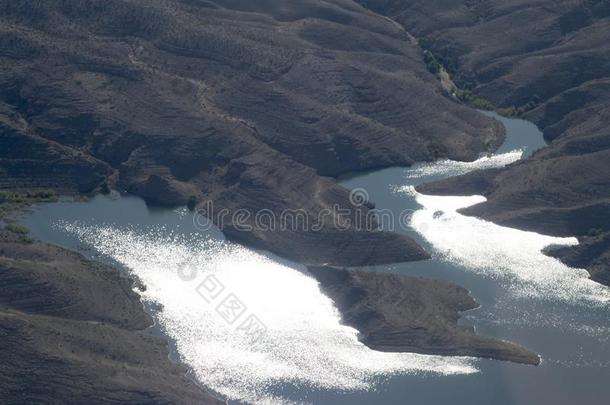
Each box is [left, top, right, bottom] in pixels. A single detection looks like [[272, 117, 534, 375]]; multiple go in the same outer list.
[[0, 190, 56, 221], [495, 95, 542, 117], [421, 47, 491, 109], [0, 190, 55, 205], [0, 190, 55, 243], [456, 89, 494, 110], [421, 46, 542, 117], [423, 50, 442, 75]]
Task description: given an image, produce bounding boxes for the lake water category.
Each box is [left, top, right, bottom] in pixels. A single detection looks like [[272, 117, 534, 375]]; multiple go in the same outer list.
[[20, 112, 609, 404]]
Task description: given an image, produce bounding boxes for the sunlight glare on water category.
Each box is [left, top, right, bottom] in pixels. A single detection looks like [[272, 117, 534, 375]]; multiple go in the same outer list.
[[396, 188, 610, 307], [59, 222, 477, 404], [404, 149, 523, 179]]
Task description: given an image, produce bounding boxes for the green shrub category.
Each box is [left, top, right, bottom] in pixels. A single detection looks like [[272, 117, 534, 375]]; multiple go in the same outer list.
[[496, 106, 517, 117], [423, 50, 442, 75], [457, 90, 494, 110], [28, 190, 55, 200], [6, 223, 29, 235], [0, 190, 56, 203]]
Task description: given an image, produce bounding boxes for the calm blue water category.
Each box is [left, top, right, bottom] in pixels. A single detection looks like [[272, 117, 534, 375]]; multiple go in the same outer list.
[[19, 113, 609, 404]]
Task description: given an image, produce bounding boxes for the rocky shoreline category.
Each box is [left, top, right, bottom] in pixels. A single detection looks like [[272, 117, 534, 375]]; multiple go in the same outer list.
[[362, 0, 610, 287], [0, 185, 542, 405], [418, 171, 610, 287], [3, 0, 607, 402], [0, 231, 222, 404], [0, 0, 509, 400], [0, 0, 505, 268], [308, 266, 540, 365]]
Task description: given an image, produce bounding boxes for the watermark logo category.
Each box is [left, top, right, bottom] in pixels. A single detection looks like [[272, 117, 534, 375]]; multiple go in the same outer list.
[[195, 274, 225, 302], [179, 264, 269, 345], [190, 187, 423, 234], [349, 188, 369, 207], [216, 293, 248, 325]]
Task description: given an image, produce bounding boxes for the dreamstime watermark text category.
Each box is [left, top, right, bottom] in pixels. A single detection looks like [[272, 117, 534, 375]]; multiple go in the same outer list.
[[192, 188, 420, 233]]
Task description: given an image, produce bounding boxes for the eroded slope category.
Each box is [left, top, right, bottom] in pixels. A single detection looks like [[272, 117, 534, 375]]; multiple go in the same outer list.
[[362, 0, 610, 284], [0, 0, 503, 266], [0, 232, 221, 404]]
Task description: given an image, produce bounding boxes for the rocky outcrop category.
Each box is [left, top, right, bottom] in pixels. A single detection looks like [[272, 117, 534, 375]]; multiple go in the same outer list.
[[545, 232, 610, 286], [0, 0, 503, 266], [0, 232, 221, 404], [308, 265, 540, 365]]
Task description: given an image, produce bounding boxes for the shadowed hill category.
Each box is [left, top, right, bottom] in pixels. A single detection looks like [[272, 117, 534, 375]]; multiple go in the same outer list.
[[309, 265, 540, 365], [361, 0, 610, 285], [0, 232, 221, 404], [0, 0, 503, 266]]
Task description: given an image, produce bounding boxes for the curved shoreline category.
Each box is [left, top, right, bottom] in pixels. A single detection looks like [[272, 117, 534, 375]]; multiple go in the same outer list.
[[0, 230, 223, 404], [3, 110, 536, 403], [308, 265, 540, 365]]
